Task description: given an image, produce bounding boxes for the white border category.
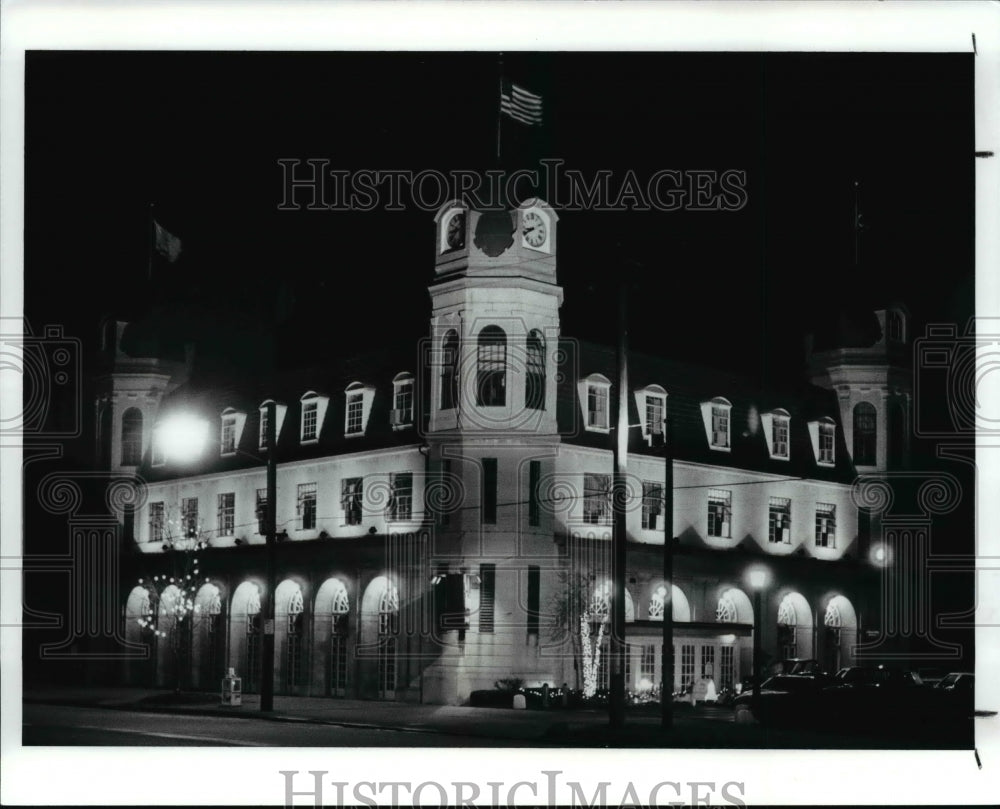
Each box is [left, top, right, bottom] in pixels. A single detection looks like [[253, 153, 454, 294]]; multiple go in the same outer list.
[[2, 1, 999, 806]]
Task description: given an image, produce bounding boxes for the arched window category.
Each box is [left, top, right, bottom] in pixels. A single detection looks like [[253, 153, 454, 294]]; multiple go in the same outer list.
[[716, 593, 739, 623], [440, 330, 459, 410], [121, 408, 143, 466], [526, 330, 545, 410], [853, 402, 877, 465], [476, 326, 507, 407]]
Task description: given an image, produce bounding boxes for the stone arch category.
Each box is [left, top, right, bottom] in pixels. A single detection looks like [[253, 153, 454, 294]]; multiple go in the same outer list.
[[124, 584, 156, 685], [360, 575, 399, 699], [192, 581, 226, 690], [776, 591, 814, 660], [716, 587, 753, 624], [648, 583, 691, 622], [821, 594, 858, 672], [314, 577, 352, 696], [275, 578, 308, 694]]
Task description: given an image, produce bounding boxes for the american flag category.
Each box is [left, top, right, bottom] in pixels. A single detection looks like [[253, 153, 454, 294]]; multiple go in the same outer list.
[[500, 80, 543, 126]]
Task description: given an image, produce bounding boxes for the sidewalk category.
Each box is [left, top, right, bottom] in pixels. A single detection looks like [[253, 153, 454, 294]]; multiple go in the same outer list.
[[23, 685, 751, 745]]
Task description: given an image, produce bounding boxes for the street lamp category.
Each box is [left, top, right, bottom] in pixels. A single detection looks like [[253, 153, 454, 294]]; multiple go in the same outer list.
[[746, 565, 770, 710]]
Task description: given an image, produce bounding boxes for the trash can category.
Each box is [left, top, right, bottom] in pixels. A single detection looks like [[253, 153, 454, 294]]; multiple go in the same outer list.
[[221, 667, 242, 707]]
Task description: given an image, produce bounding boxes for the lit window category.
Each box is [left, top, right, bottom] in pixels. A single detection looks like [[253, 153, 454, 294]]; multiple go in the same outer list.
[[297, 483, 317, 530], [640, 644, 656, 680], [476, 326, 507, 407], [259, 408, 270, 448], [772, 415, 789, 459], [645, 395, 665, 439], [816, 503, 836, 548], [121, 408, 143, 466], [642, 482, 664, 530], [392, 374, 414, 427], [255, 488, 268, 534], [258, 400, 285, 450], [588, 384, 609, 429], [819, 422, 835, 464], [181, 497, 199, 539], [768, 496, 791, 544], [583, 473, 611, 525], [707, 489, 732, 539], [711, 405, 730, 448], [217, 492, 235, 537], [341, 477, 363, 526], [301, 400, 318, 441], [149, 501, 165, 543], [388, 472, 413, 521], [346, 392, 364, 435], [221, 412, 237, 454]]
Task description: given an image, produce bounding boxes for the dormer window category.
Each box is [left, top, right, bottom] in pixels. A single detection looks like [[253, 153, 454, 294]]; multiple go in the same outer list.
[[581, 374, 611, 432], [392, 373, 414, 428], [700, 397, 732, 451], [220, 408, 247, 456], [258, 400, 288, 450], [344, 382, 375, 437], [299, 391, 329, 444], [808, 417, 837, 466], [761, 408, 790, 460], [636, 384, 667, 445]]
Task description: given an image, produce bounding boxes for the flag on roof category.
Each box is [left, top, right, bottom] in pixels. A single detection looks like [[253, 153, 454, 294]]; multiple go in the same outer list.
[[500, 80, 543, 126]]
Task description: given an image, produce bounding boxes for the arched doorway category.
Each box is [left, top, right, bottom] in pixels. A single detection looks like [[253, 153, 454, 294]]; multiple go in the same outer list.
[[776, 592, 814, 660], [193, 582, 225, 690], [275, 579, 307, 694], [821, 595, 858, 672], [361, 576, 399, 700], [157, 584, 190, 689], [124, 585, 157, 686], [230, 581, 262, 693], [315, 578, 351, 697]]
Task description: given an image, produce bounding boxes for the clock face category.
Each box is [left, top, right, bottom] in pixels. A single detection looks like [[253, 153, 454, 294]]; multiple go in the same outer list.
[[522, 210, 547, 250], [446, 211, 465, 250]]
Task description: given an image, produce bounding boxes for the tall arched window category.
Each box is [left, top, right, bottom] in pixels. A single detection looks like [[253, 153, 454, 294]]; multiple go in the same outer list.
[[440, 330, 459, 410], [121, 408, 143, 466], [526, 330, 545, 410], [853, 402, 877, 466], [476, 326, 507, 407]]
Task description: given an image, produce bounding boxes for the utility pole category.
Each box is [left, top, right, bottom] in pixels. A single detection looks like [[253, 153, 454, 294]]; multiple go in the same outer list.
[[661, 413, 674, 728], [260, 400, 277, 712], [610, 280, 629, 728]]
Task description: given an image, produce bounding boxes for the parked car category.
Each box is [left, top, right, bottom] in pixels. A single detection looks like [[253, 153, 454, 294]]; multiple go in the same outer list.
[[927, 672, 975, 719], [731, 674, 831, 726], [822, 665, 929, 727]]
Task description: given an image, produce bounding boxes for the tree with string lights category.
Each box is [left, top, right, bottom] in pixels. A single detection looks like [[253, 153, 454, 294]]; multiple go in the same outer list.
[[549, 572, 610, 699]]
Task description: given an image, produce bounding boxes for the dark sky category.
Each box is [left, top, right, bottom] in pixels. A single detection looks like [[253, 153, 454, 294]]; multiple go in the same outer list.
[[25, 51, 974, 382]]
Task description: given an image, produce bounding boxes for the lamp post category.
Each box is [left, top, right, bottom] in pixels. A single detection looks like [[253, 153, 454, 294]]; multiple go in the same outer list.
[[609, 280, 629, 728], [260, 400, 277, 712], [747, 566, 770, 710]]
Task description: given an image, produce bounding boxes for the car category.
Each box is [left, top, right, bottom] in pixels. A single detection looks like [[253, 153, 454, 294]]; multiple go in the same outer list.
[[926, 672, 975, 720], [731, 673, 832, 726], [822, 665, 930, 727], [935, 671, 974, 692]]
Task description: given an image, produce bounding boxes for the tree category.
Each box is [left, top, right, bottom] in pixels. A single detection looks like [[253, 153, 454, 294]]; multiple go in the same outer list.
[[548, 571, 611, 698], [135, 507, 211, 692]]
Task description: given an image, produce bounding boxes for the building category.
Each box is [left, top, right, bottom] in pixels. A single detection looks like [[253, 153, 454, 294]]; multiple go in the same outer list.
[[99, 198, 909, 704]]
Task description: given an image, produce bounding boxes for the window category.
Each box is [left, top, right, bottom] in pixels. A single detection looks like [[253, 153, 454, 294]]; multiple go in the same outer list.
[[587, 383, 609, 429], [149, 501, 165, 543], [645, 395, 665, 438], [640, 644, 656, 681], [642, 482, 664, 530], [440, 330, 459, 410], [346, 391, 364, 435], [887, 309, 904, 342], [221, 412, 237, 454], [341, 477, 363, 526], [772, 414, 789, 459], [819, 421, 835, 464], [392, 374, 414, 427], [527, 566, 540, 636], [388, 472, 413, 521], [583, 473, 610, 525], [481, 458, 497, 525], [769, 496, 791, 544], [720, 646, 735, 692], [853, 402, 877, 465], [287, 589, 304, 688], [707, 489, 732, 538], [479, 563, 495, 633], [217, 492, 235, 537], [701, 645, 715, 679], [711, 405, 730, 448], [297, 483, 317, 531], [681, 644, 695, 688], [258, 401, 285, 450], [816, 503, 836, 548], [476, 326, 507, 407], [716, 592, 738, 623], [181, 497, 199, 539], [301, 400, 318, 441], [526, 330, 545, 410], [528, 460, 541, 527], [121, 408, 143, 466], [255, 488, 268, 534]]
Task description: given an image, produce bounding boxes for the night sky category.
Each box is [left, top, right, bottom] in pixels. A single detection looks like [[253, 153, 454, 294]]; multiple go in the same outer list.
[[26, 51, 973, 383]]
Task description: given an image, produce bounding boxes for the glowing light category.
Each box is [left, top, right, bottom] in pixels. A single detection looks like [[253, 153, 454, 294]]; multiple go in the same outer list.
[[655, 585, 667, 598], [638, 678, 652, 690], [747, 566, 770, 590], [157, 413, 210, 463], [719, 633, 737, 644], [869, 543, 892, 567]]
